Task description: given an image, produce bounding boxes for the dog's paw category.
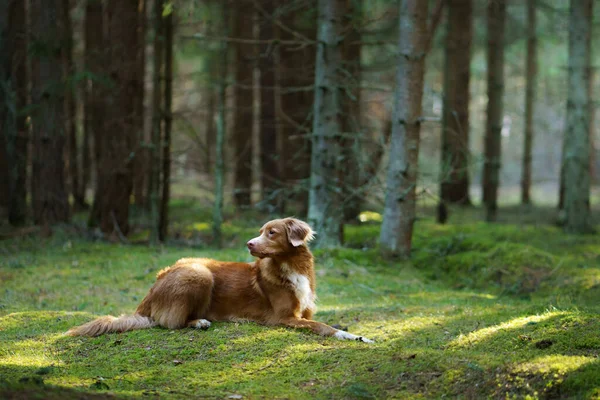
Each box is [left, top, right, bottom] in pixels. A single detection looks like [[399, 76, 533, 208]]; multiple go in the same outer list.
[[334, 330, 374, 343], [193, 319, 211, 330]]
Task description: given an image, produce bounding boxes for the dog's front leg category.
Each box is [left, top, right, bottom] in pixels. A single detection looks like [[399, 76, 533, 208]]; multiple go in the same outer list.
[[282, 318, 374, 343]]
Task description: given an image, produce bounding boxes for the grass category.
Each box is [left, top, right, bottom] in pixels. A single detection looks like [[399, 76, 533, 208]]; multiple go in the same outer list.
[[1, 203, 599, 399]]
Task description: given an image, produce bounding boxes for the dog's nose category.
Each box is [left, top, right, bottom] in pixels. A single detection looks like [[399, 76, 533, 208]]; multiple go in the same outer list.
[[247, 240, 255, 250]]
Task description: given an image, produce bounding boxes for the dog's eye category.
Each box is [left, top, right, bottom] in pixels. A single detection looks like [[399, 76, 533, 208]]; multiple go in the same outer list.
[[269, 229, 275, 235]]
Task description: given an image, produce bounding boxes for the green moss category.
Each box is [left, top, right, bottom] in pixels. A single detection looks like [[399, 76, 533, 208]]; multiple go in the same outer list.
[[1, 207, 599, 398]]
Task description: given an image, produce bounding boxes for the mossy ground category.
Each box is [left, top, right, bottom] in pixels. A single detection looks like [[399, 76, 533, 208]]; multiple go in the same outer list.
[[1, 202, 599, 399]]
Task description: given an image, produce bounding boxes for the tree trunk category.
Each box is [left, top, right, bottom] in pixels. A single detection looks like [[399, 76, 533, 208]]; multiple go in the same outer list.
[[379, 0, 428, 259], [204, 79, 215, 174], [98, 0, 138, 236], [278, 1, 316, 215], [133, 0, 147, 208], [149, 0, 163, 244], [340, 0, 364, 223], [0, 1, 12, 210], [213, 4, 229, 249], [482, 0, 506, 222], [30, 0, 70, 226], [232, 0, 254, 208], [563, 0, 593, 233], [1, 0, 28, 226], [307, 0, 347, 248], [62, 0, 84, 210], [159, 6, 173, 242], [258, 0, 282, 212], [437, 0, 472, 223], [521, 0, 536, 205], [86, 0, 105, 228]]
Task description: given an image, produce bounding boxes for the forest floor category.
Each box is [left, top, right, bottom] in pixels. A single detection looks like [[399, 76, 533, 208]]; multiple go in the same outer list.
[[1, 201, 599, 399]]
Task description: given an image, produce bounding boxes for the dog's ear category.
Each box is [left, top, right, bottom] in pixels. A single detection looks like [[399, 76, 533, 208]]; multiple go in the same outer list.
[[285, 218, 315, 247]]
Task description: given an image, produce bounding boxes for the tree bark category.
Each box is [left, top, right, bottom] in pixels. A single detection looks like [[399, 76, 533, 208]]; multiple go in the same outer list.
[[278, 0, 316, 215], [482, 0, 506, 222], [232, 0, 254, 208], [158, 6, 173, 242], [521, 0, 536, 205], [307, 0, 347, 248], [133, 0, 147, 208], [259, 0, 282, 213], [149, 0, 163, 244], [98, 0, 138, 236], [340, 0, 364, 223], [379, 0, 428, 259], [563, 0, 593, 233], [213, 3, 229, 249], [85, 0, 105, 228], [30, 0, 70, 226], [62, 0, 84, 210], [437, 0, 472, 223], [1, 0, 28, 225]]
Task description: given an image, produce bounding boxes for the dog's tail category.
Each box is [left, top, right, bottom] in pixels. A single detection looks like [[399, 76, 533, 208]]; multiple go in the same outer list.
[[67, 314, 156, 337]]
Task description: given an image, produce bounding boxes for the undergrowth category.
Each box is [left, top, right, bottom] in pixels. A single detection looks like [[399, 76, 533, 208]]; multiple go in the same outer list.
[[0, 204, 599, 399]]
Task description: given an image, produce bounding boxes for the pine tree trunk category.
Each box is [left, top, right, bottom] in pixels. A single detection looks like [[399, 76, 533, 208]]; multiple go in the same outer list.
[[204, 80, 215, 174], [379, 0, 428, 259], [521, 0, 536, 205], [563, 0, 593, 233], [259, 0, 281, 212], [86, 0, 105, 228], [0, 1, 12, 210], [98, 0, 138, 236], [133, 0, 147, 208], [307, 0, 347, 248], [232, 0, 254, 208], [61, 0, 82, 211], [213, 4, 229, 249], [159, 7, 173, 242], [482, 0, 506, 222], [1, 0, 28, 226], [30, 0, 70, 227], [149, 0, 163, 244], [341, 0, 364, 223], [278, 1, 316, 215], [438, 0, 472, 223]]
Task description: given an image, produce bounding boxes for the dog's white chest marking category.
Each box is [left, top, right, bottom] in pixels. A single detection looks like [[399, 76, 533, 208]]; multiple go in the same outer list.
[[282, 263, 315, 313]]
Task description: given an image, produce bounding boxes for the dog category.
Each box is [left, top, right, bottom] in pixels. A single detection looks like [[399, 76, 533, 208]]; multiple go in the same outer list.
[[67, 218, 373, 343]]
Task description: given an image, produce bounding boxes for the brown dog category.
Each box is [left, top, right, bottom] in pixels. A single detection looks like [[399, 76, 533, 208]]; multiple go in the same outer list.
[[67, 218, 373, 342]]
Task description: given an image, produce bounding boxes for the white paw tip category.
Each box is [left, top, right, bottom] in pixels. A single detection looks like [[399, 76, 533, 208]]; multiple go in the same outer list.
[[334, 330, 374, 343], [194, 319, 211, 329]]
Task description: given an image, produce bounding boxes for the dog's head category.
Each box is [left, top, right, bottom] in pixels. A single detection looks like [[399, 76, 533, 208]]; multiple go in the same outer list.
[[246, 218, 315, 258]]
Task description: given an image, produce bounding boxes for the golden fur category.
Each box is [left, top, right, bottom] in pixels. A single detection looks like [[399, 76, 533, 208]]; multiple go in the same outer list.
[[67, 218, 372, 342]]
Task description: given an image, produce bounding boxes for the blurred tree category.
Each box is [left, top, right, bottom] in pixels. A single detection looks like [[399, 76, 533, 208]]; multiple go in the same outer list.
[[96, 0, 139, 237], [340, 0, 363, 223], [86, 0, 106, 228], [563, 0, 593, 233], [133, 0, 148, 208], [258, 0, 282, 213], [30, 0, 70, 227], [0, 0, 28, 226], [232, 0, 254, 208], [278, 0, 316, 215], [521, 0, 536, 206], [307, 0, 346, 248], [380, 0, 428, 259], [437, 0, 472, 224], [482, 0, 505, 222], [213, 2, 229, 249], [62, 0, 85, 210], [159, 3, 173, 241], [149, 0, 164, 244]]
